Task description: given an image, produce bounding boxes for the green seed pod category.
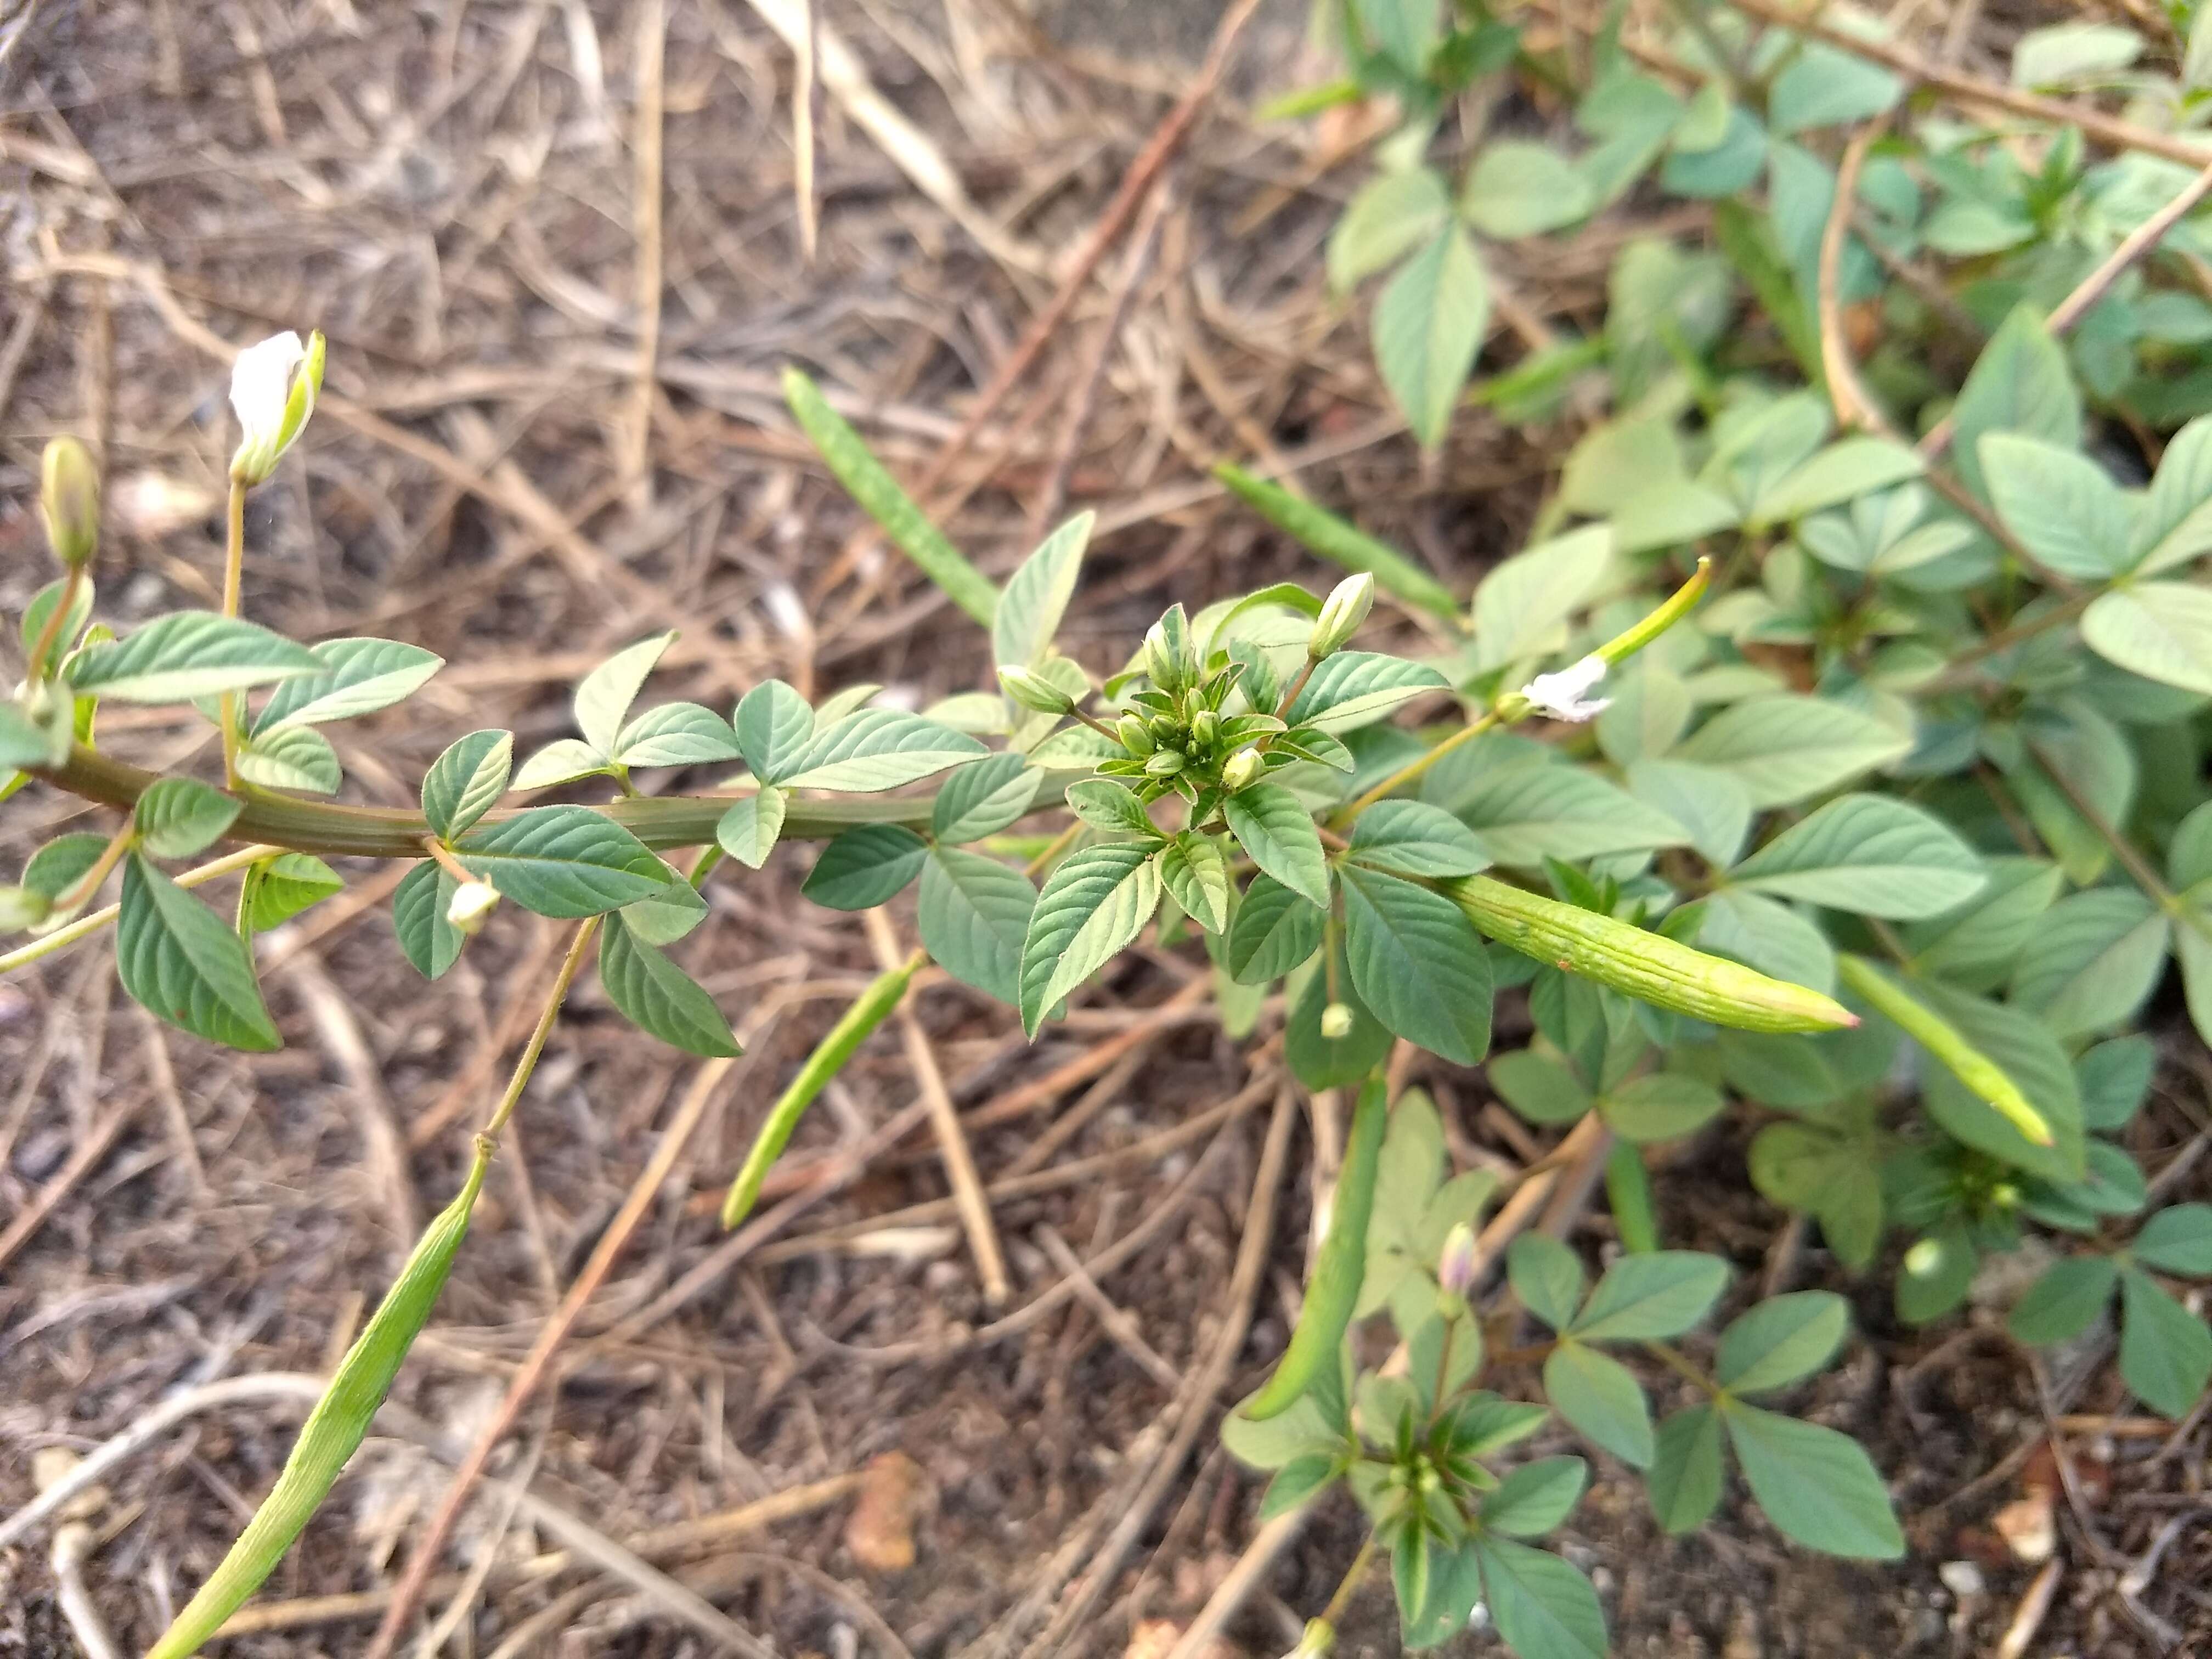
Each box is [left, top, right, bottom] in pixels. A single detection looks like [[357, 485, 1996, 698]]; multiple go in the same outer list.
[[1835, 955, 2053, 1146], [1219, 746, 1265, 793], [1444, 875, 1856, 1034], [1117, 713, 1154, 757], [1144, 748, 1186, 777], [998, 663, 1075, 715], [1308, 572, 1374, 660], [39, 438, 99, 571]]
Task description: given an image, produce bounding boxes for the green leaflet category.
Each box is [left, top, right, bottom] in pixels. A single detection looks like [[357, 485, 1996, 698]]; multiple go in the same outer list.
[[1570, 1251, 1729, 1341], [782, 367, 997, 626], [1242, 1078, 1387, 1420], [1726, 794, 1987, 919], [117, 854, 280, 1051], [67, 612, 319, 704], [453, 806, 677, 917], [1373, 223, 1489, 448], [1720, 1402, 1903, 1559], [733, 680, 816, 782], [715, 789, 787, 870], [1339, 864, 1493, 1065], [1474, 1537, 1607, 1659], [1158, 833, 1231, 934], [393, 863, 463, 980], [994, 514, 1092, 669], [1647, 1404, 1723, 1533], [421, 730, 514, 840], [134, 777, 241, 860], [721, 952, 920, 1227], [1018, 843, 1161, 1036], [614, 702, 742, 768], [251, 637, 442, 732], [1223, 783, 1331, 907], [144, 1157, 488, 1659], [802, 825, 929, 910], [597, 912, 740, 1057], [1543, 1340, 1654, 1465], [1714, 1293, 1850, 1393], [235, 724, 342, 794], [245, 854, 343, 933], [917, 848, 1036, 1006], [781, 708, 986, 792], [1224, 873, 1327, 984], [932, 751, 1043, 843]]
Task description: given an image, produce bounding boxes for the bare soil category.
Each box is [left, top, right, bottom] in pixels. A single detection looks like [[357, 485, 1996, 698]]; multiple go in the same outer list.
[[2, 3, 2208, 1657]]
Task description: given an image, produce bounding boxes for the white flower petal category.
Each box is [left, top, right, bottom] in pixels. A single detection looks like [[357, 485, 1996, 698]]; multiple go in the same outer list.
[[1519, 654, 1611, 722]]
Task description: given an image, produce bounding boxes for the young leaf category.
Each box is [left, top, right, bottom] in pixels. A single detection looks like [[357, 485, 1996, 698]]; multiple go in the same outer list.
[[1462, 140, 1594, 238], [2078, 1035, 2158, 1132], [392, 863, 463, 980], [1543, 1339, 1655, 1466], [1340, 864, 1493, 1064], [1224, 873, 1327, 985], [1066, 778, 1161, 838], [1720, 1404, 1903, 1559], [1257, 1452, 1340, 1521], [1979, 433, 2136, 580], [20, 574, 94, 660], [1222, 783, 1330, 907], [421, 730, 514, 841], [1715, 1293, 1850, 1393], [1474, 1538, 1608, 1659], [21, 833, 107, 901], [994, 513, 1092, 669], [1947, 304, 2081, 501], [68, 612, 319, 703], [512, 738, 610, 791], [1373, 224, 1489, 448], [134, 777, 242, 860], [1570, 1251, 1729, 1342], [803, 825, 929, 910], [235, 723, 342, 794], [1018, 843, 1161, 1035], [1282, 651, 1449, 732], [733, 679, 816, 782], [1491, 1049, 1595, 1125], [143, 1159, 488, 1659], [918, 848, 1036, 1006], [453, 806, 676, 917], [1647, 1404, 1724, 1533], [2007, 1256, 2119, 1346], [1509, 1233, 1585, 1330], [574, 631, 675, 755], [245, 853, 342, 933], [1346, 799, 1491, 877], [1600, 1073, 1722, 1143], [783, 367, 998, 627], [597, 912, 740, 1057], [1674, 696, 1911, 806], [613, 702, 742, 768], [1328, 165, 1450, 292], [715, 788, 787, 870], [2129, 411, 2212, 574], [932, 751, 1043, 842], [781, 709, 986, 792], [1727, 794, 1987, 918], [1479, 1457, 1589, 1537], [117, 853, 280, 1050], [1159, 833, 1231, 934], [250, 637, 442, 732], [1448, 763, 1690, 866], [2080, 584, 2212, 696], [2134, 1204, 2212, 1276], [2119, 1267, 2212, 1418]]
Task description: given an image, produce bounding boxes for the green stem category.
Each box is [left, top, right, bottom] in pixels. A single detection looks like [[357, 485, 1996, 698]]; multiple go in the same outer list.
[[0, 844, 280, 975], [22, 565, 83, 684], [219, 479, 247, 787], [478, 917, 600, 1144]]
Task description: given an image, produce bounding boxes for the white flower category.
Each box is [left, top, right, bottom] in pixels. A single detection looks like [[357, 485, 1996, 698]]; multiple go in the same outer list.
[[1519, 654, 1611, 722], [229, 330, 325, 484]]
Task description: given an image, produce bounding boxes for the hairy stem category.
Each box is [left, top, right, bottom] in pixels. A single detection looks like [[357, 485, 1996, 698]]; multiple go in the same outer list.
[[22, 565, 83, 684]]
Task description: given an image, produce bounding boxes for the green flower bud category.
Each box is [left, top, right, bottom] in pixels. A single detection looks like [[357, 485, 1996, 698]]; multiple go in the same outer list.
[[1903, 1237, 1945, 1278], [1219, 746, 1265, 793], [39, 438, 99, 570], [998, 663, 1075, 715], [1307, 572, 1374, 660], [1148, 713, 1181, 742], [1117, 713, 1154, 757], [1319, 1002, 1355, 1040], [1142, 603, 1196, 694], [1144, 748, 1186, 776], [0, 884, 50, 934], [1436, 1221, 1477, 1299], [1189, 708, 1220, 748]]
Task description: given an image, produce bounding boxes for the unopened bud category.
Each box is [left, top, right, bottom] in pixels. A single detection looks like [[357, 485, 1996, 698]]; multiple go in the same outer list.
[[1142, 603, 1196, 694], [998, 663, 1075, 715], [1220, 746, 1265, 793], [1319, 1002, 1355, 1040], [229, 330, 326, 486], [1308, 573, 1374, 660], [1190, 708, 1220, 748], [1437, 1221, 1477, 1298], [1903, 1237, 1945, 1278], [40, 438, 99, 569], [1144, 748, 1186, 776], [0, 884, 50, 934], [446, 878, 501, 935], [1117, 713, 1154, 757]]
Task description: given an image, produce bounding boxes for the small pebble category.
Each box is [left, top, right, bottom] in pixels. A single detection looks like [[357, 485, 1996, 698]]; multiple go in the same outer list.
[[1939, 1560, 1987, 1598]]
